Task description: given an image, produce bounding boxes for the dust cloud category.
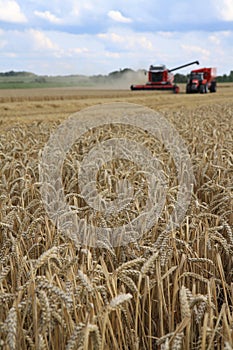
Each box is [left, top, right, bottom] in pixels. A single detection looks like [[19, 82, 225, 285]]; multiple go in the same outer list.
[[92, 69, 147, 90]]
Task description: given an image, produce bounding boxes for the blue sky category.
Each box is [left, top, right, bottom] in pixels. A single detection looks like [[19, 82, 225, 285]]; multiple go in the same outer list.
[[0, 0, 233, 75]]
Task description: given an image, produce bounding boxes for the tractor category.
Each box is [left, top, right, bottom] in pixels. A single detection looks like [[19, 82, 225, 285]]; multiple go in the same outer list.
[[186, 67, 217, 93], [130, 60, 199, 93]]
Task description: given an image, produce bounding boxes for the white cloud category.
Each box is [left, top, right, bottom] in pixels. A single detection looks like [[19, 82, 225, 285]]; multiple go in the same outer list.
[[108, 10, 132, 23], [105, 52, 121, 58], [8, 52, 17, 57], [72, 47, 89, 54], [209, 34, 221, 45], [221, 30, 232, 36], [157, 31, 175, 38], [73, 1, 95, 14], [0, 4, 233, 77], [181, 44, 210, 59], [34, 10, 62, 24], [98, 31, 153, 51], [0, 28, 233, 76], [98, 32, 124, 43], [0, 0, 27, 23], [216, 0, 233, 21], [138, 36, 153, 50], [29, 29, 59, 51], [0, 39, 7, 48]]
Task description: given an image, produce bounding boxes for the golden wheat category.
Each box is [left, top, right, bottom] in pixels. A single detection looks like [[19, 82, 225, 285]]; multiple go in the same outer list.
[[0, 90, 232, 349]]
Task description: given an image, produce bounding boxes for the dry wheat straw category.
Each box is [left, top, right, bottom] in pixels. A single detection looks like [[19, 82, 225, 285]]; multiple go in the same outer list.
[[5, 307, 17, 350], [0, 102, 232, 349]]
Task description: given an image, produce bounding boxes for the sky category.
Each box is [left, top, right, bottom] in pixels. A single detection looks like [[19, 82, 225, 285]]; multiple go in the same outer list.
[[0, 0, 233, 76]]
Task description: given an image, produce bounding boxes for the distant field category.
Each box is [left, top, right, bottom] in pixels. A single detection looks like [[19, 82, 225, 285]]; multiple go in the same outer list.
[[0, 83, 233, 126], [0, 69, 145, 90], [0, 86, 232, 349], [0, 74, 94, 89]]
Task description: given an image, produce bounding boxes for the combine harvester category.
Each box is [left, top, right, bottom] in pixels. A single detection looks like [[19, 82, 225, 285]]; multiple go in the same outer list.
[[130, 60, 199, 93]]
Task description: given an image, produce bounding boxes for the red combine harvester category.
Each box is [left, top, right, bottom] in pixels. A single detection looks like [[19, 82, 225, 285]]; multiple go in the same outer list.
[[130, 60, 199, 93], [186, 67, 217, 93]]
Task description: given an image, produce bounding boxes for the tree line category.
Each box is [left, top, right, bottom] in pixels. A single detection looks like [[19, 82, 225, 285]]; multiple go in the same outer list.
[[0, 71, 36, 77], [1, 69, 233, 83]]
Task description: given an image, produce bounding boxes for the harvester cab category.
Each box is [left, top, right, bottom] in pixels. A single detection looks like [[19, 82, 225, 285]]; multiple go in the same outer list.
[[148, 64, 173, 84], [130, 60, 199, 92]]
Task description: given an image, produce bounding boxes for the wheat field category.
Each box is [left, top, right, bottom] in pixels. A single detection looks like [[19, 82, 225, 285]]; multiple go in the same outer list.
[[0, 86, 232, 349]]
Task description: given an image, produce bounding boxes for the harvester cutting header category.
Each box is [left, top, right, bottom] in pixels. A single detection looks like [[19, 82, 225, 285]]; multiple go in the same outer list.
[[130, 61, 216, 93]]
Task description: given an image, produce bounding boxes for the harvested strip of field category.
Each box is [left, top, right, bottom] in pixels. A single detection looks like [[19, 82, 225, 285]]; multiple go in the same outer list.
[[0, 83, 233, 126], [0, 88, 232, 349]]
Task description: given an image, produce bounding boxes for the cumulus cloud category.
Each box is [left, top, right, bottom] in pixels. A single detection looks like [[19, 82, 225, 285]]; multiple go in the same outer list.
[[181, 44, 209, 55], [0, 0, 27, 23], [72, 47, 89, 54], [1, 1, 233, 76], [157, 31, 175, 38], [108, 10, 132, 23], [1, 27, 232, 76], [5, 52, 17, 57], [0, 39, 7, 48], [98, 31, 153, 51], [29, 29, 59, 51], [98, 32, 124, 43], [181, 44, 210, 62], [218, 0, 233, 21], [209, 34, 221, 45], [34, 10, 62, 24], [105, 52, 121, 58]]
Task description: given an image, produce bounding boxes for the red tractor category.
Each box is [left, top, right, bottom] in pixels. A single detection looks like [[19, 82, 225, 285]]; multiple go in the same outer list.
[[186, 67, 217, 93], [130, 60, 199, 93]]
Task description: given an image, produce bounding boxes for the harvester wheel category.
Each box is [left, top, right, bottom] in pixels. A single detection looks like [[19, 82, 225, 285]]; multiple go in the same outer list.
[[210, 81, 216, 93], [173, 85, 180, 93], [200, 85, 205, 94]]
